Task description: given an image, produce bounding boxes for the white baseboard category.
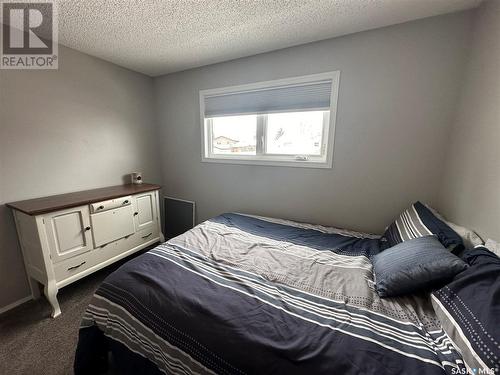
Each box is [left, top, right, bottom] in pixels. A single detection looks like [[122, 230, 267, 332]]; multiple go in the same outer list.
[[0, 295, 32, 315]]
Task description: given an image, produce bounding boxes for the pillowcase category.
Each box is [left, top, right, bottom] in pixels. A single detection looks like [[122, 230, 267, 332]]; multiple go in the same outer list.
[[382, 201, 463, 251], [484, 238, 500, 258], [424, 204, 484, 248], [372, 236, 468, 298], [462, 244, 500, 265], [432, 246, 499, 373]]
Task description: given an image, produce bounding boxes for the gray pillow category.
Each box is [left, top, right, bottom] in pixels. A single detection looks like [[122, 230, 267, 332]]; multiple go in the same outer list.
[[372, 235, 468, 298]]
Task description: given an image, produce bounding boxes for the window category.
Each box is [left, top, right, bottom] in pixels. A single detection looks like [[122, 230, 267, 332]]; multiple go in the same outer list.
[[200, 71, 339, 168]]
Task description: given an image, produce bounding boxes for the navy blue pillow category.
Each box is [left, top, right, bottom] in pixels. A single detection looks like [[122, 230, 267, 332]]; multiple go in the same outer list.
[[372, 236, 468, 298], [382, 201, 463, 251]]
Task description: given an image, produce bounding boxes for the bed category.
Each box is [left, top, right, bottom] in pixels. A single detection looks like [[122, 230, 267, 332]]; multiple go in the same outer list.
[[74, 212, 488, 374]]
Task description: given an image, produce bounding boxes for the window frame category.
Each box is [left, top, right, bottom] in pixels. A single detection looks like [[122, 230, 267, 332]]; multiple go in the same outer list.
[[199, 71, 340, 169]]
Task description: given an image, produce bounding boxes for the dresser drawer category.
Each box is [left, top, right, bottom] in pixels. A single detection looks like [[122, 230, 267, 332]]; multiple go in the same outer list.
[[53, 251, 100, 282], [131, 227, 159, 247], [54, 227, 160, 283], [98, 227, 158, 254], [90, 196, 132, 213]]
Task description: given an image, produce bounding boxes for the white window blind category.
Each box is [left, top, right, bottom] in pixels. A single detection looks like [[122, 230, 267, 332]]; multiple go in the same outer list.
[[204, 80, 333, 118]]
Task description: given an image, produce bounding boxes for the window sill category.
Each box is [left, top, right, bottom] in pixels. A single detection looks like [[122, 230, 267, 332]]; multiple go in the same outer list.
[[201, 156, 333, 169]]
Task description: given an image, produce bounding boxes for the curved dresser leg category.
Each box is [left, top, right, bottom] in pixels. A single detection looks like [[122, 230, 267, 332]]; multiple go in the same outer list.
[[44, 281, 61, 318]]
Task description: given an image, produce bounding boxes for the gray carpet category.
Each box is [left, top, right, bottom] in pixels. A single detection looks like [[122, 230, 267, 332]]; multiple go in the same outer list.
[[0, 249, 151, 375]]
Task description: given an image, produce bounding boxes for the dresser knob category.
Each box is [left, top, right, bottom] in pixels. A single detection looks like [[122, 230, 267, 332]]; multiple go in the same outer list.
[[133, 212, 138, 216], [85, 226, 91, 231], [98, 205, 104, 210]]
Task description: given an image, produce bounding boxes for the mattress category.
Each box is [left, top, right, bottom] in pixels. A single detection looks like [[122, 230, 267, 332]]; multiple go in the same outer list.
[[74, 213, 467, 374]]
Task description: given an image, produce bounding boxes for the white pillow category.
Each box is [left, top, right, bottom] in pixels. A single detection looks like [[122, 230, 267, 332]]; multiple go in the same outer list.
[[484, 239, 500, 257]]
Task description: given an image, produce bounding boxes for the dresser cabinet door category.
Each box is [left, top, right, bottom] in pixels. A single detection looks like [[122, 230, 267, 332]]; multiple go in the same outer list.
[[133, 192, 157, 232], [44, 205, 93, 263]]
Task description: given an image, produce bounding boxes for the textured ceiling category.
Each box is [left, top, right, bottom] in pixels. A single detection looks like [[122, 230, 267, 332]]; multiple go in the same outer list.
[[56, 0, 482, 76]]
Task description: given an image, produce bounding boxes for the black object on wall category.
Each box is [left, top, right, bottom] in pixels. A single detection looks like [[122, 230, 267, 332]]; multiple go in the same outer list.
[[164, 197, 195, 240]]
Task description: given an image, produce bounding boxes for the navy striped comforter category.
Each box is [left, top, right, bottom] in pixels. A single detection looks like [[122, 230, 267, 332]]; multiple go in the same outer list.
[[75, 213, 468, 374]]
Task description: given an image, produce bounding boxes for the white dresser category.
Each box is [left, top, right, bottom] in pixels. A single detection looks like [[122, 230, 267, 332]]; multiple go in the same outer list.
[[7, 184, 164, 318]]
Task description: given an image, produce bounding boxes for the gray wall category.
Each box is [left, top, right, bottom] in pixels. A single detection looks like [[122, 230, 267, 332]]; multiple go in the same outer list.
[[154, 11, 472, 234], [0, 45, 161, 309], [438, 0, 500, 242]]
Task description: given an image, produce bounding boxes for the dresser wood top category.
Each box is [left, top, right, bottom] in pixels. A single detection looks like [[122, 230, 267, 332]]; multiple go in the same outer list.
[[6, 183, 161, 216]]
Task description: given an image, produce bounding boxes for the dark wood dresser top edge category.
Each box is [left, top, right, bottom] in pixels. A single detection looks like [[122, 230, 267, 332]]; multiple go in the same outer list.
[[6, 183, 161, 216]]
